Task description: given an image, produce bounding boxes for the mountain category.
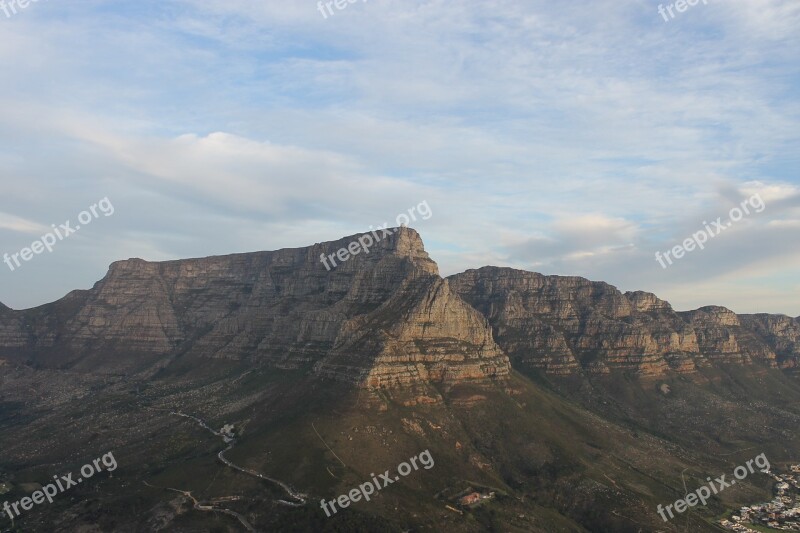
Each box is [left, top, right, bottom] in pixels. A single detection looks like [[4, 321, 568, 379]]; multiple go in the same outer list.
[[0, 230, 799, 532], [449, 266, 797, 376], [0, 228, 508, 393]]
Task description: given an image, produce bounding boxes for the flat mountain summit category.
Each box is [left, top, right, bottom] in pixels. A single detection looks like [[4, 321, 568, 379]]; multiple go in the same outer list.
[[0, 228, 797, 385]]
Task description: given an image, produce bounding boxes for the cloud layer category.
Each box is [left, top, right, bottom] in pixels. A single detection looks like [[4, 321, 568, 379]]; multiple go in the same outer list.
[[0, 0, 798, 314]]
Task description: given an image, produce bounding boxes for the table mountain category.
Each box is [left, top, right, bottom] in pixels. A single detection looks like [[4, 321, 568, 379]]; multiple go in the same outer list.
[[0, 228, 509, 389], [1, 231, 800, 533]]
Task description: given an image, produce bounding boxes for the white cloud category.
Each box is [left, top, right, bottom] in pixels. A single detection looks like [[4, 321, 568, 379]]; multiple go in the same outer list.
[[0, 213, 50, 235]]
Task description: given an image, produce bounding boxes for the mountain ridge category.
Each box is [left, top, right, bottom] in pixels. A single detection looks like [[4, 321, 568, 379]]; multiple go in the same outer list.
[[2, 230, 800, 532], [0, 231, 797, 385], [450, 265, 799, 377]]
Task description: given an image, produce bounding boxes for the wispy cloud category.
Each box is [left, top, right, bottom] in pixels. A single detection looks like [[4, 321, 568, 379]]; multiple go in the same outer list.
[[0, 0, 797, 313], [0, 212, 50, 235]]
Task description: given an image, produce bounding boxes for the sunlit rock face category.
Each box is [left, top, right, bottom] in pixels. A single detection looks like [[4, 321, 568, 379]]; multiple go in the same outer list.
[[449, 267, 780, 376], [1, 231, 796, 385], [0, 228, 509, 388]]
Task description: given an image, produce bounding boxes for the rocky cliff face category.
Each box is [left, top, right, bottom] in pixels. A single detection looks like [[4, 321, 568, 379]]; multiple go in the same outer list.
[[449, 267, 784, 376], [740, 314, 800, 369], [2, 235, 796, 384], [0, 301, 26, 350], [0, 228, 509, 388], [315, 275, 509, 388]]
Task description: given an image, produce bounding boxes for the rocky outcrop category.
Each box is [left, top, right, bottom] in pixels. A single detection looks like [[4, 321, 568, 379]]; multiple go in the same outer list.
[[449, 268, 670, 375], [740, 314, 800, 369], [315, 275, 509, 387], [449, 267, 780, 376], [677, 306, 777, 366], [625, 291, 672, 313], [0, 228, 509, 388]]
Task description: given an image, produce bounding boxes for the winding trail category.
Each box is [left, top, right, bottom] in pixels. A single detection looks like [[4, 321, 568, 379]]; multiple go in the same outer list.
[[171, 411, 307, 507], [166, 487, 256, 532]]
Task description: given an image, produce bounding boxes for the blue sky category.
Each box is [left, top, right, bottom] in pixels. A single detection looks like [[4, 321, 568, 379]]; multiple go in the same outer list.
[[0, 0, 798, 314]]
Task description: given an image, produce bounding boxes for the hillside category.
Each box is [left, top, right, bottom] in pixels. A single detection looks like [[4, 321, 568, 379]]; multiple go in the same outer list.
[[0, 231, 798, 532]]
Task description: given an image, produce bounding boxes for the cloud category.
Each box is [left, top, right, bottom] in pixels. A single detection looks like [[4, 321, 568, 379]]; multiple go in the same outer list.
[[0, 0, 797, 314]]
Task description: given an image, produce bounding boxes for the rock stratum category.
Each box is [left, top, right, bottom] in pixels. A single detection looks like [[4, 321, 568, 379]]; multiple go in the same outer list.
[[0, 231, 798, 385], [0, 228, 509, 388], [450, 266, 799, 376]]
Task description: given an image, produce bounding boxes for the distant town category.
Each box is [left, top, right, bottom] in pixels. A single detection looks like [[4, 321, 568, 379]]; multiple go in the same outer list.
[[720, 464, 800, 531]]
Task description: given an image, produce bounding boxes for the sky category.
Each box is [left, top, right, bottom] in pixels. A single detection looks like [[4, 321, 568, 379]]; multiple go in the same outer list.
[[0, 0, 798, 315]]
